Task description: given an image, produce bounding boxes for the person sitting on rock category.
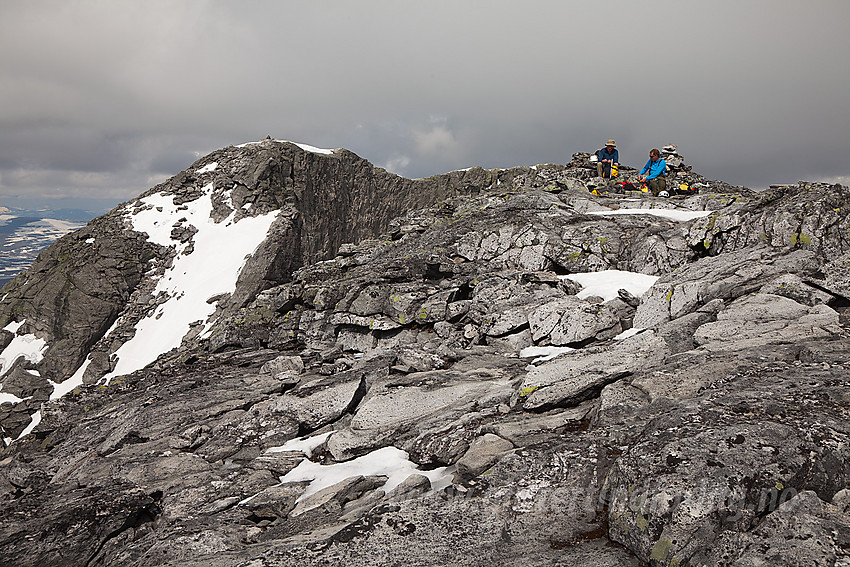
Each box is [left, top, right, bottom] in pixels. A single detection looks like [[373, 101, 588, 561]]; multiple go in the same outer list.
[[637, 148, 668, 196], [596, 139, 619, 180]]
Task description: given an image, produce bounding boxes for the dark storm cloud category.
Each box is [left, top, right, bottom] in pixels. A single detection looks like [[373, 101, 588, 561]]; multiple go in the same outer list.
[[1, 0, 848, 207]]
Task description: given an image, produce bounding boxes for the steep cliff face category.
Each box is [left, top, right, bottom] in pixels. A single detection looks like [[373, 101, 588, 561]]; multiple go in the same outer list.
[[0, 142, 849, 566]]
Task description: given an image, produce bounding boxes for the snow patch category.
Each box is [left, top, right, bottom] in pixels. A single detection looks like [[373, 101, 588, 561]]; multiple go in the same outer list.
[[0, 323, 48, 377], [3, 320, 24, 333], [279, 446, 454, 502], [15, 410, 41, 440], [0, 392, 24, 405], [614, 327, 644, 341], [50, 358, 89, 400], [236, 139, 335, 155], [519, 345, 574, 364], [589, 208, 713, 222], [0, 319, 48, 444], [559, 270, 659, 302], [266, 431, 333, 458], [196, 162, 218, 174]]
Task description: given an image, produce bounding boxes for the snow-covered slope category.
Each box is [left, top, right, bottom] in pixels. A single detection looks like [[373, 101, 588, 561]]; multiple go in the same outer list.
[[58, 179, 280, 399], [105, 186, 279, 380]]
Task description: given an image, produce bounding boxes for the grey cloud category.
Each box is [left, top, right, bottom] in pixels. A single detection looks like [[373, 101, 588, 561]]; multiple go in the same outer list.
[[1, 0, 848, 206]]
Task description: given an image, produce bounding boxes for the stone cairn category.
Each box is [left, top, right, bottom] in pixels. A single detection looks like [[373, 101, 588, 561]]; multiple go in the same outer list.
[[659, 143, 692, 176]]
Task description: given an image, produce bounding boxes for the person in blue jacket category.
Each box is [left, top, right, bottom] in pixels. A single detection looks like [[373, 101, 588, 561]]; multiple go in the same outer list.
[[638, 148, 668, 196], [596, 139, 619, 180]]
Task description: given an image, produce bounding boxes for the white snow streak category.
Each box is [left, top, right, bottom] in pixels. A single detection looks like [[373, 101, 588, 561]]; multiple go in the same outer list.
[[589, 208, 713, 222], [236, 139, 335, 155]]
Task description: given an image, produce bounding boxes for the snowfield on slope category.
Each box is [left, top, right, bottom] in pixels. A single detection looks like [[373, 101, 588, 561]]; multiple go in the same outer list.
[[100, 185, 279, 382]]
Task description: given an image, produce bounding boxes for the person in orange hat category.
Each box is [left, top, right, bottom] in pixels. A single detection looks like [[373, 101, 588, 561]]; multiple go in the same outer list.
[[596, 139, 619, 180]]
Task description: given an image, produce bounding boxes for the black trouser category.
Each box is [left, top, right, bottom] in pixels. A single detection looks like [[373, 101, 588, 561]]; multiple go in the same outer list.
[[596, 161, 612, 179]]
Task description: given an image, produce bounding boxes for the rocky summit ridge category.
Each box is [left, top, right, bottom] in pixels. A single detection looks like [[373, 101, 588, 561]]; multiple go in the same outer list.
[[0, 139, 849, 566]]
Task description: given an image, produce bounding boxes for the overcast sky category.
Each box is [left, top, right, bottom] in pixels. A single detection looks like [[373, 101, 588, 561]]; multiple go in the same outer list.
[[1, 0, 848, 211]]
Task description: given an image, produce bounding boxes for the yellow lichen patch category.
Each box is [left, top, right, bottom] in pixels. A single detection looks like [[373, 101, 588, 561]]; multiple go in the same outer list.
[[790, 232, 812, 246], [519, 385, 539, 398], [649, 537, 674, 563]]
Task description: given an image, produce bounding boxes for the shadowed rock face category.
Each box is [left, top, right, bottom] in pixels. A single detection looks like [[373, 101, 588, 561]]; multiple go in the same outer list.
[[1, 142, 849, 566]]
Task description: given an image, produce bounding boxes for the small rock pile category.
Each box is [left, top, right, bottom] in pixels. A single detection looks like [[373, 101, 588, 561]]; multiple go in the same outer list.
[[660, 143, 692, 175], [564, 152, 598, 178], [564, 151, 635, 179]]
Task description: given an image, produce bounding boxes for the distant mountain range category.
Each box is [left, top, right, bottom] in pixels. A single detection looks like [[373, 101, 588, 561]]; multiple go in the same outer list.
[[0, 206, 95, 287]]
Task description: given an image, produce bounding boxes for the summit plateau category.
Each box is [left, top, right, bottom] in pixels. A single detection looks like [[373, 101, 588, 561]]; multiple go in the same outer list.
[[1, 140, 849, 566]]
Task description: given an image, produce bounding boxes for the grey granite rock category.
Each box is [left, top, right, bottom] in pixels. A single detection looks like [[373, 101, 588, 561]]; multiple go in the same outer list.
[[1, 143, 849, 566], [693, 292, 841, 350], [455, 433, 515, 479]]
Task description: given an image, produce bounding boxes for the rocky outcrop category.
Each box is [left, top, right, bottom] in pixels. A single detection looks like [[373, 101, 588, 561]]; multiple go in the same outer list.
[[0, 215, 158, 383], [603, 343, 850, 565], [1, 141, 848, 566], [0, 141, 530, 390]]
